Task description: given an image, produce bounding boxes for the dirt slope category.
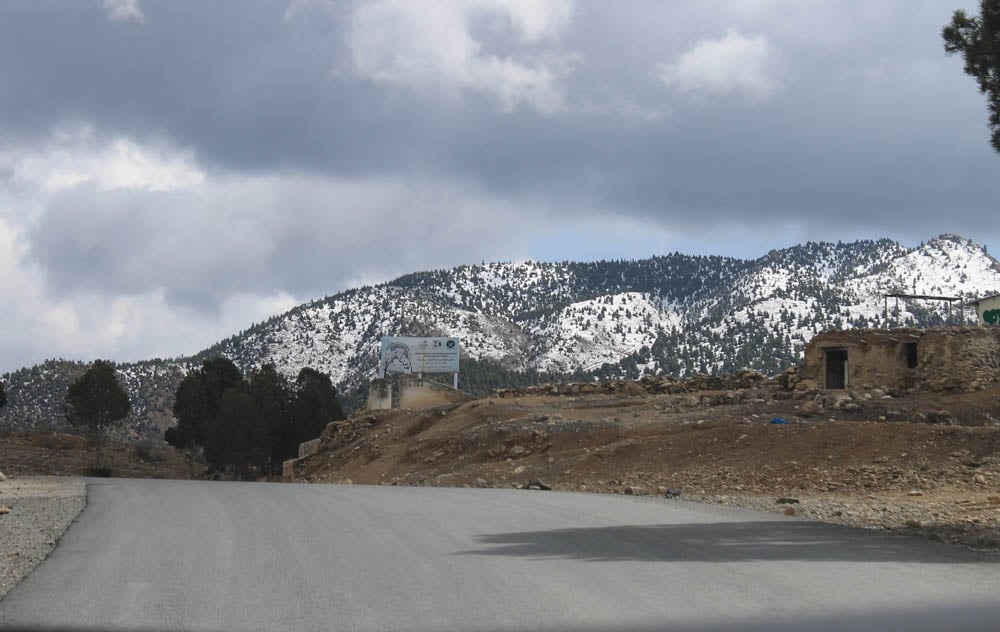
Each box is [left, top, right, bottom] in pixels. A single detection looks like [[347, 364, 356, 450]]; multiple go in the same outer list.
[[296, 383, 1000, 551], [0, 431, 197, 479]]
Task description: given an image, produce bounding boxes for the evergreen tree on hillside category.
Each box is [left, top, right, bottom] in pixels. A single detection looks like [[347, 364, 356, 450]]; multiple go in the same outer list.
[[65, 360, 130, 472], [167, 357, 243, 452], [166, 358, 343, 479], [209, 387, 268, 480], [287, 368, 344, 456], [167, 357, 245, 478], [249, 364, 292, 472], [165, 370, 209, 478], [0, 381, 6, 411]]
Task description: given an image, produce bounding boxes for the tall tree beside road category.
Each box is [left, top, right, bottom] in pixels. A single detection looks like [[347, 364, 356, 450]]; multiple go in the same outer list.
[[165, 374, 208, 478], [166, 357, 344, 479], [209, 388, 268, 480], [167, 357, 245, 477], [0, 381, 6, 411], [249, 364, 292, 472], [65, 360, 130, 471], [289, 367, 344, 455], [943, 0, 1000, 152], [168, 357, 243, 442]]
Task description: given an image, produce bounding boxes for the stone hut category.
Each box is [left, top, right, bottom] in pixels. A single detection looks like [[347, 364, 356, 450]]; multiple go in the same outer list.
[[799, 327, 1000, 393]]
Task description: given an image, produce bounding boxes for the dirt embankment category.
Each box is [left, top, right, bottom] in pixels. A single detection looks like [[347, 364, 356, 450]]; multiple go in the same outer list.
[[0, 431, 197, 480], [295, 383, 1000, 551]]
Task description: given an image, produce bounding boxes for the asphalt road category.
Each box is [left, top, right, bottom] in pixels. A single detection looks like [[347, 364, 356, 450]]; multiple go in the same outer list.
[[2, 479, 1000, 631]]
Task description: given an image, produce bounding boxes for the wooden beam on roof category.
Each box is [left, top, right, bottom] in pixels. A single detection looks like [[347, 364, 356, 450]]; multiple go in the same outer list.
[[883, 293, 963, 302]]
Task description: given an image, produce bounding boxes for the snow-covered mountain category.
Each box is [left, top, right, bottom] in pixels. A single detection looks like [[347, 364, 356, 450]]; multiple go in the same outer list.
[[3, 234, 999, 432]]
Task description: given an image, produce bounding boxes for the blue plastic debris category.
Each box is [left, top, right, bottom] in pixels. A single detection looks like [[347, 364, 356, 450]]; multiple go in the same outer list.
[[770, 417, 789, 425]]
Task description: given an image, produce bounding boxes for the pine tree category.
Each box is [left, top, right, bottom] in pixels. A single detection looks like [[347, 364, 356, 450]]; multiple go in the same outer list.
[[249, 364, 291, 472], [209, 387, 268, 480], [166, 357, 245, 478], [65, 360, 130, 471], [288, 368, 344, 453], [943, 1, 1000, 152]]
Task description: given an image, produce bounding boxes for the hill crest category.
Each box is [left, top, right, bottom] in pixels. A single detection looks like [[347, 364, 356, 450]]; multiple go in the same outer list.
[[2, 234, 999, 432]]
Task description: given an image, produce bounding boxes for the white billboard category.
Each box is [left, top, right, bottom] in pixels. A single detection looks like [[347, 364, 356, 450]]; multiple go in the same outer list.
[[379, 337, 460, 378]]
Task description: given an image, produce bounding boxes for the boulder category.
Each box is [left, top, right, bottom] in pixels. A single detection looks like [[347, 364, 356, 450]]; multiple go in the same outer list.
[[507, 445, 529, 458], [621, 382, 647, 396], [797, 401, 821, 418], [832, 396, 852, 410]]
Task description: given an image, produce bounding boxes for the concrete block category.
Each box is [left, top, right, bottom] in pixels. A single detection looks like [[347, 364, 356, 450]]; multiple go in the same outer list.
[[298, 438, 320, 459], [366, 379, 392, 410]]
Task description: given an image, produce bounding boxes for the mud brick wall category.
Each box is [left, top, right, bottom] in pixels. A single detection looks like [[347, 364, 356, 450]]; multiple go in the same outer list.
[[801, 327, 1000, 393], [800, 329, 921, 390]]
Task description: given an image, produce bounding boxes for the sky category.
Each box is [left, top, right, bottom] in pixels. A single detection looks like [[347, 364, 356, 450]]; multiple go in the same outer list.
[[1, 0, 998, 374]]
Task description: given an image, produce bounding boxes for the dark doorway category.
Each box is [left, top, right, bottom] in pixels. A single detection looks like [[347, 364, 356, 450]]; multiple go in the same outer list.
[[904, 342, 918, 369], [825, 349, 848, 389]]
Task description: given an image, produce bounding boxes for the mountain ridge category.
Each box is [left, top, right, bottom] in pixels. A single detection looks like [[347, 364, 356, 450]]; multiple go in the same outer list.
[[2, 234, 999, 434]]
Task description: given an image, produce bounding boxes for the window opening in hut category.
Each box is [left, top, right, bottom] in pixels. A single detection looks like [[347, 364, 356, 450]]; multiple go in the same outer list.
[[904, 342, 918, 369]]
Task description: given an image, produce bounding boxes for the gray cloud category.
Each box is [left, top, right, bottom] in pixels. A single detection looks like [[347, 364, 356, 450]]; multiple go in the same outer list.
[[102, 0, 145, 23], [26, 175, 545, 311], [1, 0, 999, 371], [1, 1, 995, 240]]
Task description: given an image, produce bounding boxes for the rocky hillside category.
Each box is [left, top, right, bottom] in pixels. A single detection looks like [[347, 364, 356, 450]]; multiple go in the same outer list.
[[2, 234, 999, 434], [292, 378, 1000, 551]]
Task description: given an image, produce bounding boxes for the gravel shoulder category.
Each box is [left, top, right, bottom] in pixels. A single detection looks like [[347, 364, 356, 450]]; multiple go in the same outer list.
[[0, 476, 86, 599]]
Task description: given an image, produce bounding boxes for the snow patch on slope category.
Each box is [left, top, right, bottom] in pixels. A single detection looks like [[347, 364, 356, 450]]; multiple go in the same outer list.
[[527, 292, 682, 372]]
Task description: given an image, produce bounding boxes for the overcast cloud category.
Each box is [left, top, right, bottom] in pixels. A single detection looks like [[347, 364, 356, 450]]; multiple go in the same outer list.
[[0, 0, 996, 373]]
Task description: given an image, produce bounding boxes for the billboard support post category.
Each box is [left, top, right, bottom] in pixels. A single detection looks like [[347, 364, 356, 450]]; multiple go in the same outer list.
[[453, 372, 458, 389]]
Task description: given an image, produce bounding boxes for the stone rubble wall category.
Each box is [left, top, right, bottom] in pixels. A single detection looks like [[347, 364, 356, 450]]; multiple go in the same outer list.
[[492, 370, 767, 399], [917, 328, 1000, 392]]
